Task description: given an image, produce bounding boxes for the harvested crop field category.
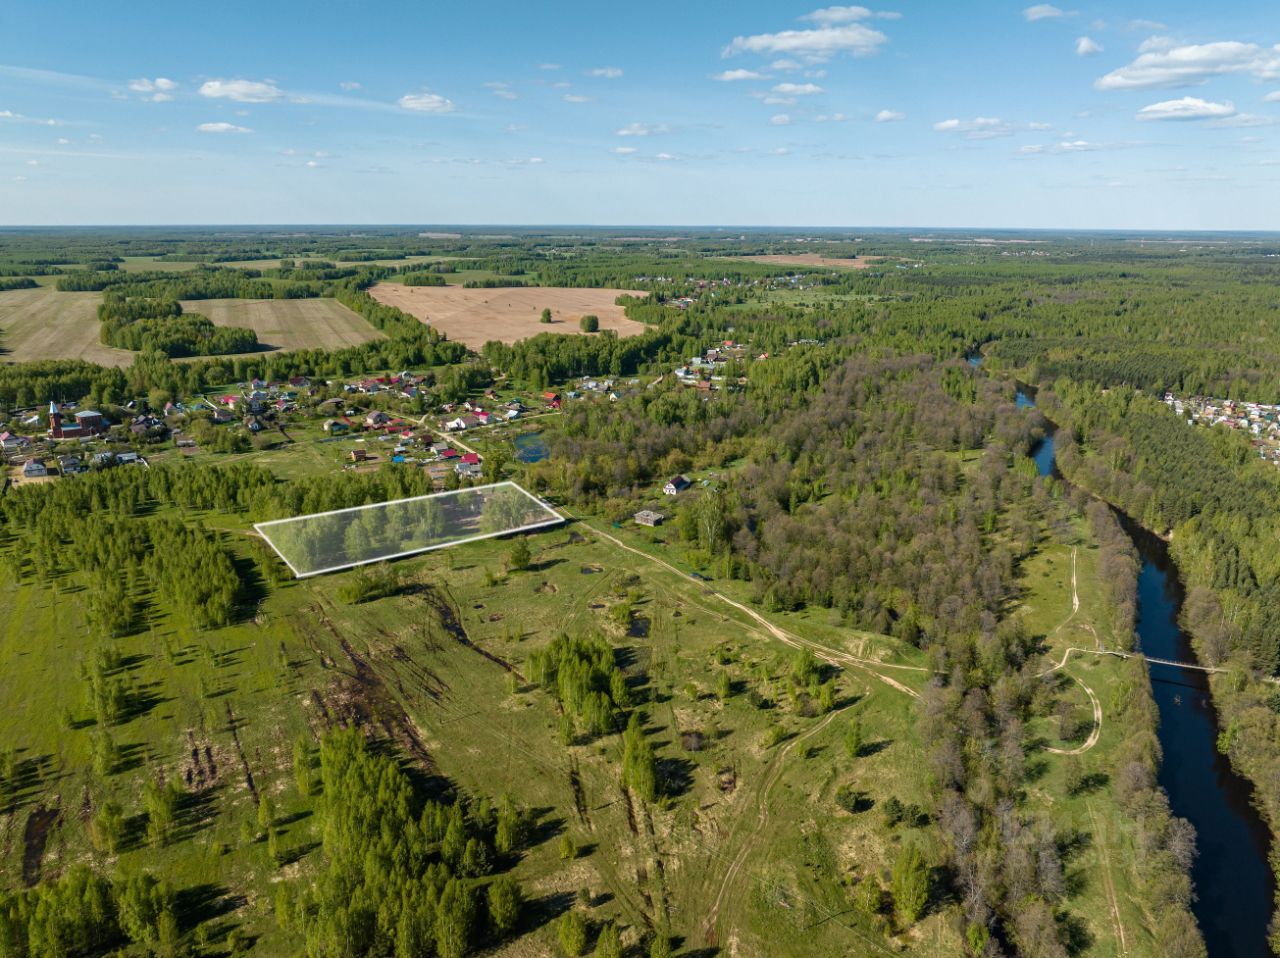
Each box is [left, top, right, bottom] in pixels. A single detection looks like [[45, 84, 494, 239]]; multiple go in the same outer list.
[[725, 253, 882, 269], [0, 286, 134, 366], [179, 298, 384, 352], [369, 282, 647, 349]]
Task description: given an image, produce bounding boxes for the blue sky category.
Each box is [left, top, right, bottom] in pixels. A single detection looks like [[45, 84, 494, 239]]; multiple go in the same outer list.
[[2, 0, 1280, 228]]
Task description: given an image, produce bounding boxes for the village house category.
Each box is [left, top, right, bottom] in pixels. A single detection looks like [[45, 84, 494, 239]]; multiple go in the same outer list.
[[0, 431, 29, 454], [365, 410, 391, 428], [323, 419, 349, 434], [663, 475, 691, 496], [634, 510, 665, 527], [350, 448, 369, 463], [58, 454, 85, 475], [22, 459, 48, 479]]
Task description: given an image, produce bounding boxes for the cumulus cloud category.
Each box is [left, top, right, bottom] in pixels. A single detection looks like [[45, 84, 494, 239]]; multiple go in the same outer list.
[[1076, 36, 1102, 56], [587, 67, 623, 78], [875, 108, 905, 121], [1135, 96, 1236, 121], [770, 113, 792, 125], [615, 122, 669, 136], [1266, 90, 1280, 102], [1096, 41, 1280, 90], [724, 23, 889, 61], [129, 77, 177, 101], [773, 82, 824, 95], [714, 69, 767, 81], [655, 152, 678, 161], [199, 79, 283, 103], [1023, 4, 1067, 21], [933, 116, 1017, 138], [197, 121, 252, 133], [815, 112, 850, 122], [398, 91, 456, 113]]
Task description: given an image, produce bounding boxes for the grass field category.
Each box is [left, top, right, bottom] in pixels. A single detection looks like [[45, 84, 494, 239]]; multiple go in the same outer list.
[[178, 298, 384, 353], [369, 283, 647, 349], [0, 286, 134, 367]]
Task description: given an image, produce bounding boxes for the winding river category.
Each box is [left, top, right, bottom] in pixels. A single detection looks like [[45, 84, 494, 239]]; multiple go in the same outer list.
[[1019, 386, 1275, 957]]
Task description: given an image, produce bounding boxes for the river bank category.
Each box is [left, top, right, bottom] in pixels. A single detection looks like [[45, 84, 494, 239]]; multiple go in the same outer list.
[[1018, 384, 1275, 957]]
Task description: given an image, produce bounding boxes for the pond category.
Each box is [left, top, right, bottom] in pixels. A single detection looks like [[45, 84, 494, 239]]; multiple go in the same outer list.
[[512, 431, 549, 464]]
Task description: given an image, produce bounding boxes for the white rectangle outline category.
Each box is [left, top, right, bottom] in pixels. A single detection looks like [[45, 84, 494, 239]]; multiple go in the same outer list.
[[253, 480, 564, 578]]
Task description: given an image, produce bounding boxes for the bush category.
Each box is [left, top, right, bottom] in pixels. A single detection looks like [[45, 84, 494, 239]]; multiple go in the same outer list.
[[580, 315, 599, 333]]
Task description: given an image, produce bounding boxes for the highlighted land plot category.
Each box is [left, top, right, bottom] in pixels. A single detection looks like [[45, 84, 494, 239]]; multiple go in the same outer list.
[[255, 480, 563, 578]]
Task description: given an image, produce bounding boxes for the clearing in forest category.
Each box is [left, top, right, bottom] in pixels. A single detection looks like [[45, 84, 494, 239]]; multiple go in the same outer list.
[[0, 286, 134, 366], [178, 298, 384, 353], [369, 282, 647, 349]]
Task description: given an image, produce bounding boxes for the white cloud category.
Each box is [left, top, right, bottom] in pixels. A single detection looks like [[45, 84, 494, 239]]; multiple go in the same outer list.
[[762, 95, 796, 105], [612, 146, 637, 154], [484, 82, 518, 101], [770, 147, 791, 155], [801, 6, 900, 24], [615, 122, 669, 136], [1264, 90, 1280, 102], [770, 113, 792, 125], [339, 81, 361, 91], [1076, 36, 1102, 56], [1019, 144, 1045, 154], [129, 77, 177, 101], [773, 82, 824, 95], [770, 59, 804, 71], [199, 79, 283, 103], [724, 23, 889, 61], [26, 159, 38, 166], [1029, 121, 1052, 130], [305, 160, 320, 167], [398, 91, 456, 113], [562, 94, 591, 103], [1096, 41, 1280, 91], [655, 152, 677, 161], [875, 108, 905, 122], [587, 67, 623, 78], [197, 121, 252, 133], [1136, 96, 1236, 121], [815, 112, 850, 122], [538, 63, 561, 70], [1207, 113, 1276, 128], [1024, 4, 1067, 22], [933, 116, 1017, 139], [56, 137, 70, 145], [713, 69, 767, 81]]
